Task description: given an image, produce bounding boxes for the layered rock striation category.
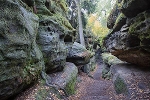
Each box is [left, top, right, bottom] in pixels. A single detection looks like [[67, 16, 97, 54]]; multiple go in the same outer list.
[[104, 0, 150, 67]]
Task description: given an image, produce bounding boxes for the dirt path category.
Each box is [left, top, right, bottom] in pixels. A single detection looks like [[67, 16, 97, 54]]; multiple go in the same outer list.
[[68, 62, 125, 100]]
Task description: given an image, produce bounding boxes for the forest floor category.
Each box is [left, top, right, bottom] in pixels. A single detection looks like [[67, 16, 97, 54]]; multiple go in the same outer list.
[[67, 61, 126, 100]]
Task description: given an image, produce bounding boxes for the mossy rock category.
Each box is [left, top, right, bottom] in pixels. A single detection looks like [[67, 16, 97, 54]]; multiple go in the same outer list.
[[120, 0, 150, 17], [0, 1, 44, 99], [65, 75, 77, 95], [128, 10, 150, 47], [114, 76, 128, 94], [101, 53, 124, 66], [35, 0, 75, 72], [113, 13, 127, 32], [102, 64, 111, 80], [107, 2, 120, 29]]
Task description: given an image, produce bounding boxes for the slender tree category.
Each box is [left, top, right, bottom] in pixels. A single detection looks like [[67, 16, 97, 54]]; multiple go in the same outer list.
[[75, 0, 85, 47]]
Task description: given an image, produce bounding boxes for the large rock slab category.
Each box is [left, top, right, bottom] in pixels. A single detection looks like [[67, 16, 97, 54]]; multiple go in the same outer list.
[[0, 1, 44, 99], [15, 62, 78, 99], [111, 64, 150, 99], [105, 10, 150, 67], [49, 62, 78, 95], [67, 42, 92, 66]]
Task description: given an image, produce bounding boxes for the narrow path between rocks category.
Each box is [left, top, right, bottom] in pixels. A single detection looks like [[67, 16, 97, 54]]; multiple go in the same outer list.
[[68, 61, 125, 100]]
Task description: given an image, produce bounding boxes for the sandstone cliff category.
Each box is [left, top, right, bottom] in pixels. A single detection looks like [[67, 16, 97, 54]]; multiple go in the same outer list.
[[104, 0, 150, 67]]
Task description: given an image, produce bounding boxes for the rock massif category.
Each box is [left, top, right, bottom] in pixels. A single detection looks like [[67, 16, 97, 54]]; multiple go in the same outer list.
[[104, 0, 150, 67], [0, 0, 92, 99], [0, 1, 44, 99], [104, 0, 150, 98]]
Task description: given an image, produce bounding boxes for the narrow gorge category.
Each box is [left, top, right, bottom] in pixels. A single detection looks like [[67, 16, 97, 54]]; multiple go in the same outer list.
[[0, 0, 150, 100]]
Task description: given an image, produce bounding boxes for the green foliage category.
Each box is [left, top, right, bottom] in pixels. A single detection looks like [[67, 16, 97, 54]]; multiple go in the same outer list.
[[65, 75, 77, 95], [95, 0, 116, 27], [86, 14, 109, 46], [81, 0, 98, 14]]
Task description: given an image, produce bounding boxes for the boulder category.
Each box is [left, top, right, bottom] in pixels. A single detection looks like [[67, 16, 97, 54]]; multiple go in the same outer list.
[[15, 62, 78, 99], [36, 0, 75, 72], [37, 17, 67, 72], [111, 63, 150, 99], [101, 53, 124, 79], [67, 42, 92, 66], [49, 62, 78, 95], [82, 56, 96, 73], [0, 1, 44, 99]]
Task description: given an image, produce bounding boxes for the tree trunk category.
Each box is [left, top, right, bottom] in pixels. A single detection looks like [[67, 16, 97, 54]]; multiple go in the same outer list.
[[75, 0, 85, 47]]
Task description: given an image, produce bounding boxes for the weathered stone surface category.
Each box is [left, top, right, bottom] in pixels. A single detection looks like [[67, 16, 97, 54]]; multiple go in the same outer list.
[[120, 0, 150, 18], [105, 10, 150, 67], [101, 53, 124, 66], [111, 64, 150, 99], [113, 13, 127, 32], [15, 62, 78, 99], [0, 1, 44, 99], [128, 10, 150, 47], [36, 0, 75, 72], [82, 56, 96, 73], [49, 62, 78, 95], [107, 3, 120, 29], [67, 42, 92, 66], [101, 53, 124, 79], [37, 17, 67, 72]]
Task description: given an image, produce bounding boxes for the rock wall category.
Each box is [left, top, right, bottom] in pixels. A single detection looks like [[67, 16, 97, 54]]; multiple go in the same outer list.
[[104, 0, 150, 67], [0, 0, 92, 99], [0, 1, 44, 99], [35, 0, 75, 72]]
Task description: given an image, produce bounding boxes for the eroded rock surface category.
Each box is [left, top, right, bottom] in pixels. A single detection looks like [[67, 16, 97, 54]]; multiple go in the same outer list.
[[67, 42, 92, 66], [0, 0, 99, 99], [111, 64, 150, 99], [36, 0, 75, 72], [105, 0, 150, 67], [0, 1, 44, 99]]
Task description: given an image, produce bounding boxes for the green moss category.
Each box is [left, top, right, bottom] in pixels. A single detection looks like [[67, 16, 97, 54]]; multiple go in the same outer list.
[[114, 13, 126, 26], [22, 60, 41, 84], [65, 76, 77, 95], [102, 69, 111, 80], [50, 0, 68, 16], [52, 13, 74, 30], [117, 0, 125, 9], [102, 53, 123, 66], [57, 0, 68, 12], [128, 11, 150, 46], [114, 76, 128, 94]]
